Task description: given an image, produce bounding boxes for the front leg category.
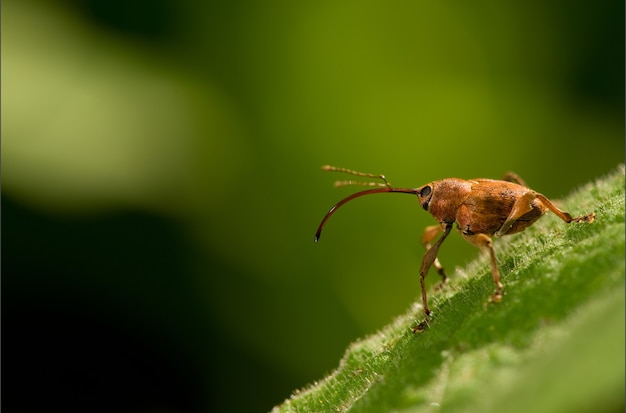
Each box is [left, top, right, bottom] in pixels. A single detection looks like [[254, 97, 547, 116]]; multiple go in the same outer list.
[[419, 223, 453, 317], [412, 223, 453, 333], [421, 224, 448, 287]]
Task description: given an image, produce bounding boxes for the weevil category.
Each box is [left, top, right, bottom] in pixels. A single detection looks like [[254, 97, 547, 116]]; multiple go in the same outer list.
[[314, 165, 595, 332]]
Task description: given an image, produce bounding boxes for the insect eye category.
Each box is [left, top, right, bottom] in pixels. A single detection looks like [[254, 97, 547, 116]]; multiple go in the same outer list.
[[418, 185, 433, 210]]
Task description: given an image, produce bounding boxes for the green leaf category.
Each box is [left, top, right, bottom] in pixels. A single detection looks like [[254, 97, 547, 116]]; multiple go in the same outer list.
[[273, 165, 625, 413]]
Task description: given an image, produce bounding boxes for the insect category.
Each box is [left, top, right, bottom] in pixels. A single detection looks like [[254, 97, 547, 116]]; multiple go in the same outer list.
[[314, 165, 595, 332]]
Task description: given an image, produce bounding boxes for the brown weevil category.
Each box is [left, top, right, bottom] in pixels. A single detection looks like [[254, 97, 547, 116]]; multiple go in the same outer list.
[[314, 165, 595, 332]]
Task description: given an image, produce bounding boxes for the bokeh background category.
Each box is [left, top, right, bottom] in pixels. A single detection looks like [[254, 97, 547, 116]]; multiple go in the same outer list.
[[2, 1, 623, 412]]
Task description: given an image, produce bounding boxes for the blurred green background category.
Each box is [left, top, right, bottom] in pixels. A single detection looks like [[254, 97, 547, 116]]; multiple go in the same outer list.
[[2, 0, 623, 412]]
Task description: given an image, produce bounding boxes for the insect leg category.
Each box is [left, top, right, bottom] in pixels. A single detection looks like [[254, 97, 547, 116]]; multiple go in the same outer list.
[[501, 171, 528, 187], [495, 191, 538, 237], [421, 224, 448, 286], [472, 233, 504, 303], [419, 223, 453, 316], [535, 194, 595, 224]]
